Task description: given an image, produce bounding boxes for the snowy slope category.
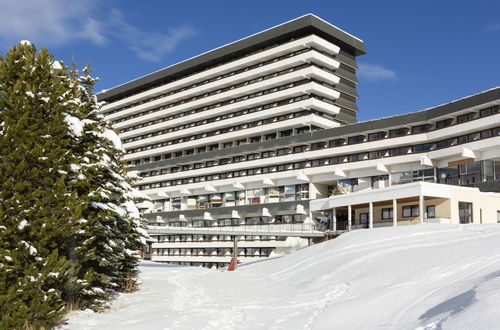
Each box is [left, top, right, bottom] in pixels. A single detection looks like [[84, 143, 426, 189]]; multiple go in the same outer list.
[[62, 224, 500, 330]]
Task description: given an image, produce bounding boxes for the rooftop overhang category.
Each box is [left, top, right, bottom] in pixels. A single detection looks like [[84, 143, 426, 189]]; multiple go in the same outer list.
[[98, 14, 365, 102], [310, 182, 482, 211]]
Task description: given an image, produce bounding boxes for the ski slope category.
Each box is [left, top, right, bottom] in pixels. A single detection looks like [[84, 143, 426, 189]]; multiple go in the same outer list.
[[62, 224, 500, 329]]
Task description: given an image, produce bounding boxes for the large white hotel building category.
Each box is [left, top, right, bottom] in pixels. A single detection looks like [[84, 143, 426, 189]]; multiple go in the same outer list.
[[99, 14, 500, 268]]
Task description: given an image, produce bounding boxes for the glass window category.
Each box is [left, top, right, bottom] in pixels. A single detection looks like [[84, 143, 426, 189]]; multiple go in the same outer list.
[[209, 194, 223, 208], [382, 208, 393, 220], [458, 202, 473, 223], [224, 192, 235, 207], [368, 131, 386, 141], [247, 189, 265, 205], [389, 128, 409, 137], [267, 187, 280, 203], [280, 185, 296, 202], [347, 135, 365, 144], [427, 205, 436, 218], [403, 205, 419, 217], [171, 197, 181, 211], [329, 139, 345, 147], [311, 142, 327, 150]]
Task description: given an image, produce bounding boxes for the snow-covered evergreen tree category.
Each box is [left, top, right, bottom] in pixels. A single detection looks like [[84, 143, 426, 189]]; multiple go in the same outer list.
[[0, 42, 148, 328], [62, 65, 149, 309]]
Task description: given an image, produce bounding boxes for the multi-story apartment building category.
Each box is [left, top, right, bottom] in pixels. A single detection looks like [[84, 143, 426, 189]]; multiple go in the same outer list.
[[98, 14, 500, 269]]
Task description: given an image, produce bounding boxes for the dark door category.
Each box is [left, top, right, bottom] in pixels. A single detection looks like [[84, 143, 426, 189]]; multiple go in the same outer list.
[[360, 213, 369, 228]]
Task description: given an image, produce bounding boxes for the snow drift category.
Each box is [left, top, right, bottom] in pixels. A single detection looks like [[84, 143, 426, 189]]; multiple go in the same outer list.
[[63, 224, 500, 329]]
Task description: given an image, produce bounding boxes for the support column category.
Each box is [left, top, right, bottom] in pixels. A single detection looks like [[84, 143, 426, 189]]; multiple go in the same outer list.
[[232, 236, 238, 271], [347, 205, 352, 231], [419, 193, 425, 224], [393, 199, 398, 227], [369, 202, 373, 229], [332, 208, 337, 232]]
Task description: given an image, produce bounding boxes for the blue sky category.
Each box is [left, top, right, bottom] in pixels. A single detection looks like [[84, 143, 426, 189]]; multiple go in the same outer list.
[[0, 0, 499, 121]]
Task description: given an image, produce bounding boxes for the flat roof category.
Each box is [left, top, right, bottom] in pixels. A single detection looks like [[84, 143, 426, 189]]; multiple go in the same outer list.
[[98, 14, 366, 102]]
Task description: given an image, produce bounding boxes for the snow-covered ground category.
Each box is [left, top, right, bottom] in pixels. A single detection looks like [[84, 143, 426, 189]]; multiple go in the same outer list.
[[62, 224, 500, 329]]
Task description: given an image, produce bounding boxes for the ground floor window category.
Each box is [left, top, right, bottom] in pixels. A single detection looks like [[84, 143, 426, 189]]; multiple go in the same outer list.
[[403, 205, 419, 217], [458, 202, 473, 224], [426, 205, 436, 218], [381, 208, 393, 220]]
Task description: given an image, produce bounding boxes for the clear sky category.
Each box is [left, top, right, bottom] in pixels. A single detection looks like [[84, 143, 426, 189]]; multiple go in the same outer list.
[[1, 0, 499, 121]]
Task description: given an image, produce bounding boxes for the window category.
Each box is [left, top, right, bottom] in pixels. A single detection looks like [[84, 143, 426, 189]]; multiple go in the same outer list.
[[311, 142, 327, 150], [413, 143, 433, 152], [480, 106, 499, 117], [457, 113, 475, 124], [277, 148, 290, 156], [209, 194, 223, 208], [382, 208, 393, 220], [497, 211, 500, 223], [224, 192, 235, 207], [427, 205, 436, 218], [412, 124, 431, 134], [368, 132, 386, 141], [280, 185, 296, 202], [348, 135, 365, 144], [436, 118, 453, 129], [261, 150, 275, 158], [293, 145, 308, 153], [403, 205, 419, 217], [329, 139, 345, 147], [249, 136, 261, 143], [265, 133, 276, 140], [246, 153, 259, 160], [458, 202, 473, 224], [389, 128, 409, 137]]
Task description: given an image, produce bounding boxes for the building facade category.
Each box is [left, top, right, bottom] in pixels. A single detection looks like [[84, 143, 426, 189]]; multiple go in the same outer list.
[[98, 14, 500, 268]]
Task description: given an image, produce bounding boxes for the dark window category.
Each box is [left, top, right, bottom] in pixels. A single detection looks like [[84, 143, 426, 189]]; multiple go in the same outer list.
[[458, 202, 473, 223], [413, 143, 433, 152], [265, 133, 277, 140], [347, 135, 365, 144], [389, 128, 409, 137], [412, 124, 431, 134], [436, 118, 453, 129], [457, 113, 476, 124], [403, 205, 419, 217], [382, 208, 393, 220], [427, 205, 436, 218], [436, 138, 455, 149], [277, 148, 290, 156], [329, 138, 345, 147], [293, 145, 307, 153], [311, 142, 327, 150], [368, 132, 386, 141]]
